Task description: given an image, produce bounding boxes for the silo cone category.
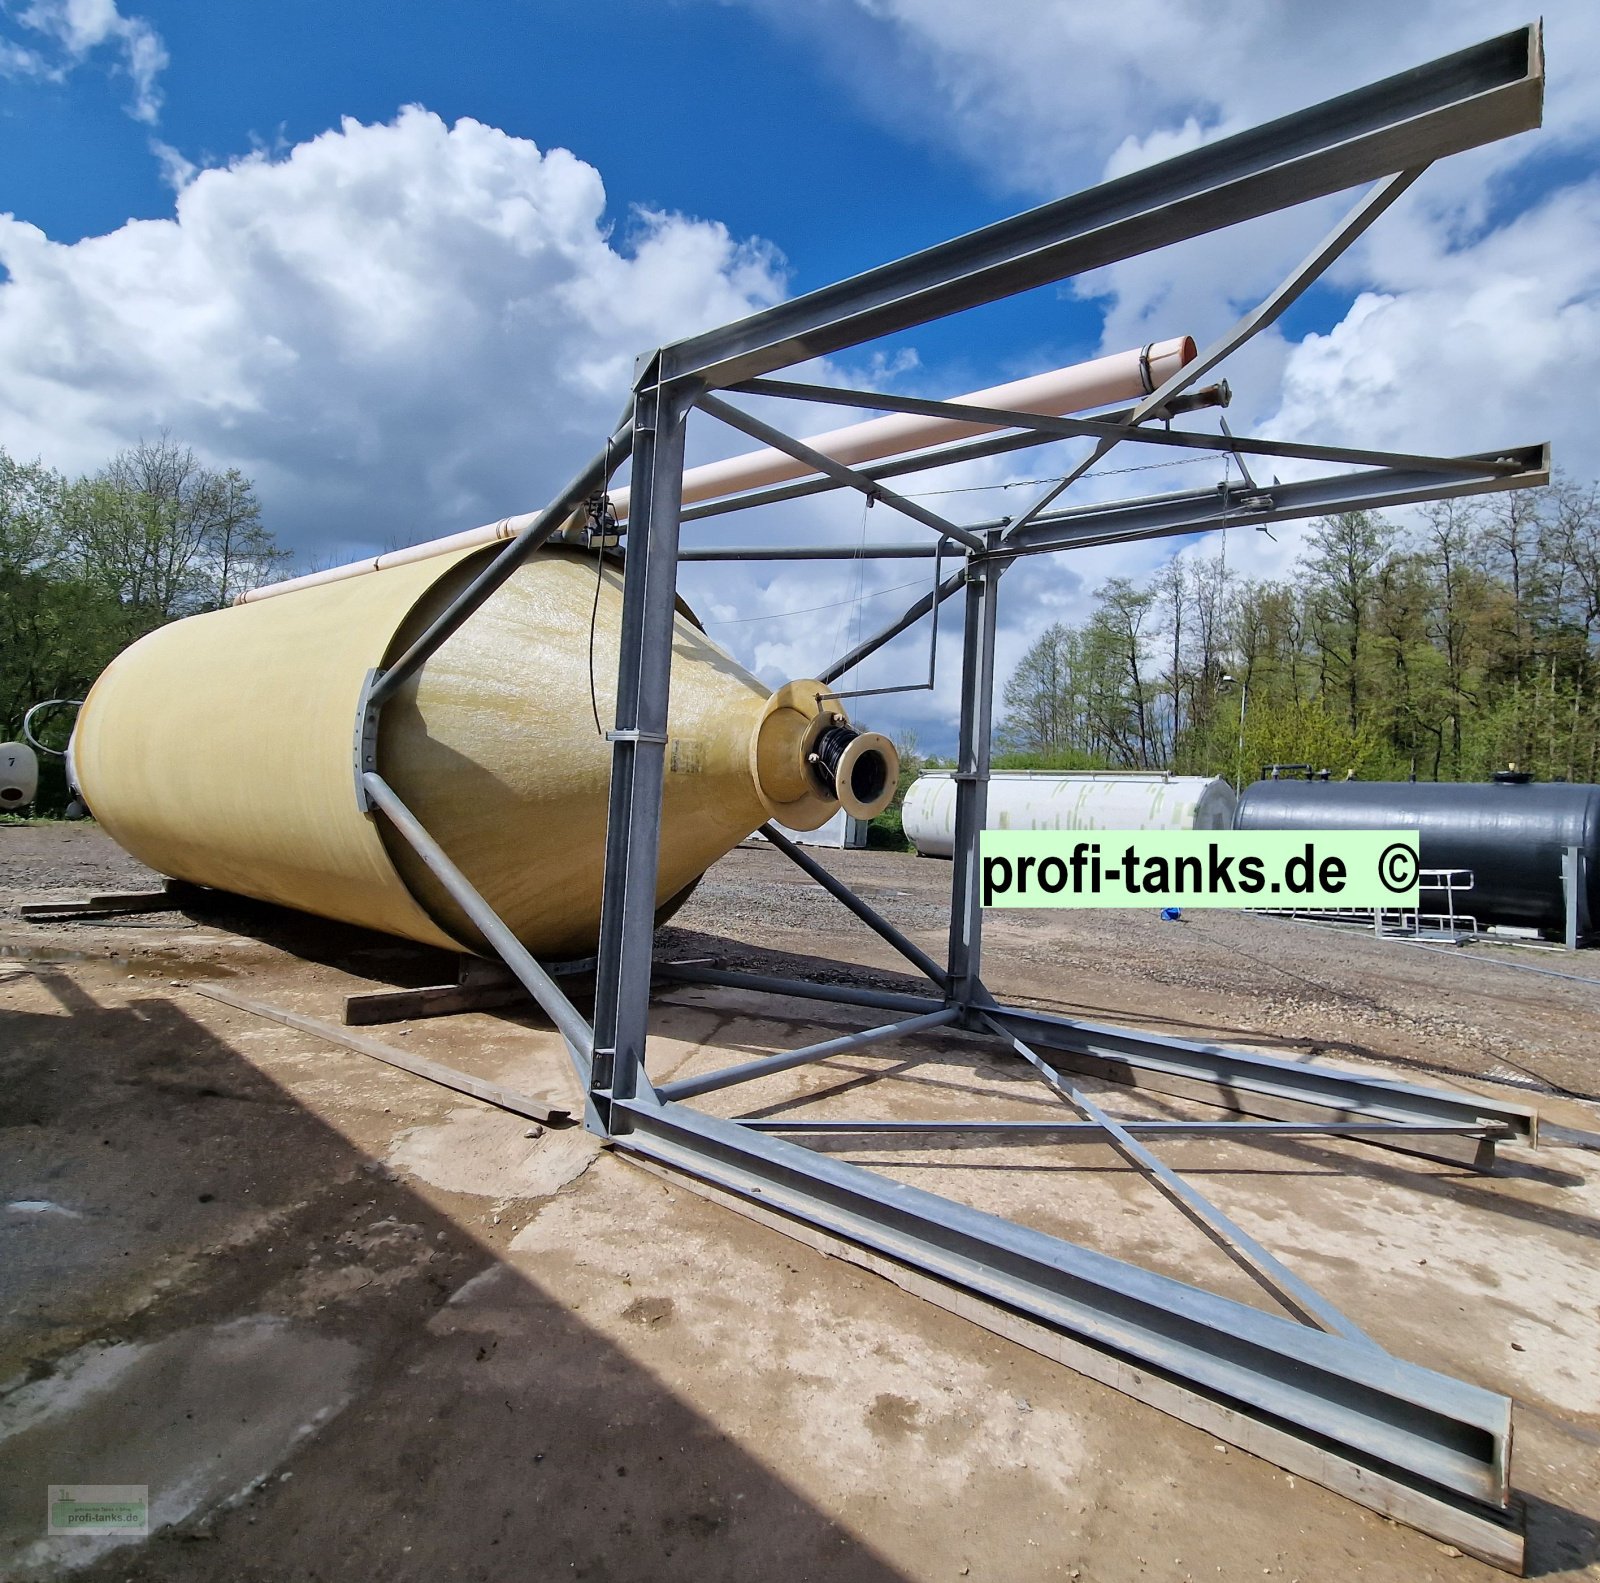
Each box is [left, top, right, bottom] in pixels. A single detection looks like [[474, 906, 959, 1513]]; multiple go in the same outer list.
[[71, 545, 897, 960]]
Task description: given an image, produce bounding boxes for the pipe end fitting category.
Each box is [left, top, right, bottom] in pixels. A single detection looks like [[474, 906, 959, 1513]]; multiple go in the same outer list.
[[818, 727, 899, 820], [749, 681, 899, 829]]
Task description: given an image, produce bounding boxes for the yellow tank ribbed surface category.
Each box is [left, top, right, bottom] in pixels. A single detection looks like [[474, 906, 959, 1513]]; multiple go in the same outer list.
[[73, 545, 840, 959], [375, 549, 776, 958], [73, 552, 466, 950]]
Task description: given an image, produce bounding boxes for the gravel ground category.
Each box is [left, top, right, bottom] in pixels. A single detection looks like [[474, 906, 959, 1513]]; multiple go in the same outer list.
[[6, 822, 1600, 1103], [0, 821, 154, 898], [667, 839, 1600, 1106]]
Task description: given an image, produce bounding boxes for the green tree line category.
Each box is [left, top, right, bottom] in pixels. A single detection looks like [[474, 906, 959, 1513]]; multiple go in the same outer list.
[[998, 480, 1600, 785], [1, 436, 286, 776]]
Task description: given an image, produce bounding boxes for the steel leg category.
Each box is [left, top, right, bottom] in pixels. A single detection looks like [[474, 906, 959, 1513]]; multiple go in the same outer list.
[[947, 536, 1002, 1012], [589, 364, 696, 1131]]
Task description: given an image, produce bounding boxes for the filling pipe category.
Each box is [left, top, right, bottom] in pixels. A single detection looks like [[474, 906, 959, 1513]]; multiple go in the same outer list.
[[239, 336, 1194, 604]]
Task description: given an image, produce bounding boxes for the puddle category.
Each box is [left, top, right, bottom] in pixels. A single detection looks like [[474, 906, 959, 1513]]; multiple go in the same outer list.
[[1, 941, 123, 967], [0, 938, 235, 978], [0, 1316, 361, 1576]]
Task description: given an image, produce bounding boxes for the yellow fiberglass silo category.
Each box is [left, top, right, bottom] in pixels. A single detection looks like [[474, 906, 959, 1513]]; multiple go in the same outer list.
[[70, 544, 897, 960]]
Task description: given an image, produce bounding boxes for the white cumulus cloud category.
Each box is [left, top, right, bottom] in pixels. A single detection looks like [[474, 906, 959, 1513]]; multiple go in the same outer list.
[[0, 107, 787, 566], [755, 1, 1600, 198], [4, 0, 167, 123]]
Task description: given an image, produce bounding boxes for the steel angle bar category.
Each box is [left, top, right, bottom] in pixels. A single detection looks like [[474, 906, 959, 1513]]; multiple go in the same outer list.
[[695, 393, 987, 553], [359, 772, 594, 1088], [983, 1014, 1371, 1343], [734, 379, 1519, 481], [1002, 438, 1118, 541], [820, 568, 966, 687], [653, 962, 941, 1016], [370, 420, 633, 707], [656, 1007, 961, 1102], [187, 981, 570, 1126], [1059, 414, 1531, 482], [732, 377, 1142, 440], [685, 440, 1547, 568], [759, 823, 950, 989], [677, 437, 1546, 595], [1119, 166, 1426, 434], [677, 543, 945, 561], [984, 1002, 1538, 1159], [589, 368, 695, 1128], [609, 1096, 1516, 1549], [1002, 444, 1551, 558], [659, 27, 1540, 385], [821, 537, 948, 704], [736, 1118, 1510, 1139], [947, 539, 1002, 1007]]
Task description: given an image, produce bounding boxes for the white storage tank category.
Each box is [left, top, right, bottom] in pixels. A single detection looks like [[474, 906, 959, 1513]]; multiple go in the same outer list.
[[0, 742, 39, 811], [760, 809, 872, 850], [902, 771, 1237, 857]]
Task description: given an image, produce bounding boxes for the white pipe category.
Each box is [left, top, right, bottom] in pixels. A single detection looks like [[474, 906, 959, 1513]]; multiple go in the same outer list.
[[239, 336, 1195, 603]]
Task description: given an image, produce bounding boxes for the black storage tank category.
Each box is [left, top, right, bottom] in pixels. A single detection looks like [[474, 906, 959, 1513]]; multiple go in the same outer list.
[[1233, 777, 1600, 931]]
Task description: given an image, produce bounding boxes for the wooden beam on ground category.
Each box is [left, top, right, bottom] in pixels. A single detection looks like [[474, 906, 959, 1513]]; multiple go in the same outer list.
[[20, 883, 196, 921], [343, 956, 530, 1026]]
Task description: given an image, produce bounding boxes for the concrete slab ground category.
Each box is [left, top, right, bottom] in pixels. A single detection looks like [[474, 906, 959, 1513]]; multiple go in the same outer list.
[[2, 828, 1598, 1581]]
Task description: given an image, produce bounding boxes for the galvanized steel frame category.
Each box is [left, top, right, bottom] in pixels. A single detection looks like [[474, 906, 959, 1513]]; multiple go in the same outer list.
[[360, 24, 1549, 1571]]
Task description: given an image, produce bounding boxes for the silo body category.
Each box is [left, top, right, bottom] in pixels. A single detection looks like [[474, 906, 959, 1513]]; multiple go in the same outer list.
[[1233, 778, 1600, 929], [902, 771, 1237, 858], [72, 545, 876, 959]]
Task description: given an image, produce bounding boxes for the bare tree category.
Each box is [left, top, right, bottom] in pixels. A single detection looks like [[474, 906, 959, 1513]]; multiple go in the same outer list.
[[998, 622, 1080, 756], [1299, 511, 1394, 729], [1088, 578, 1156, 767], [63, 434, 277, 622]]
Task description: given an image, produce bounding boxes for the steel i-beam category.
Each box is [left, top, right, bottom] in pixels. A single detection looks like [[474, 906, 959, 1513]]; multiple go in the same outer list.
[[658, 26, 1540, 384], [606, 1096, 1523, 1569]]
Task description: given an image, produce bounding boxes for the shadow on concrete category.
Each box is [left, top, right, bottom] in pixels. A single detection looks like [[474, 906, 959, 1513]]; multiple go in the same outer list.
[[0, 966, 911, 1583], [173, 887, 463, 990]]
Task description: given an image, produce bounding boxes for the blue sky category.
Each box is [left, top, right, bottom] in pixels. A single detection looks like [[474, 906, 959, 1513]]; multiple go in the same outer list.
[[3, 1, 1598, 753], [2, 1, 1074, 380], [9, 2, 996, 274]]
